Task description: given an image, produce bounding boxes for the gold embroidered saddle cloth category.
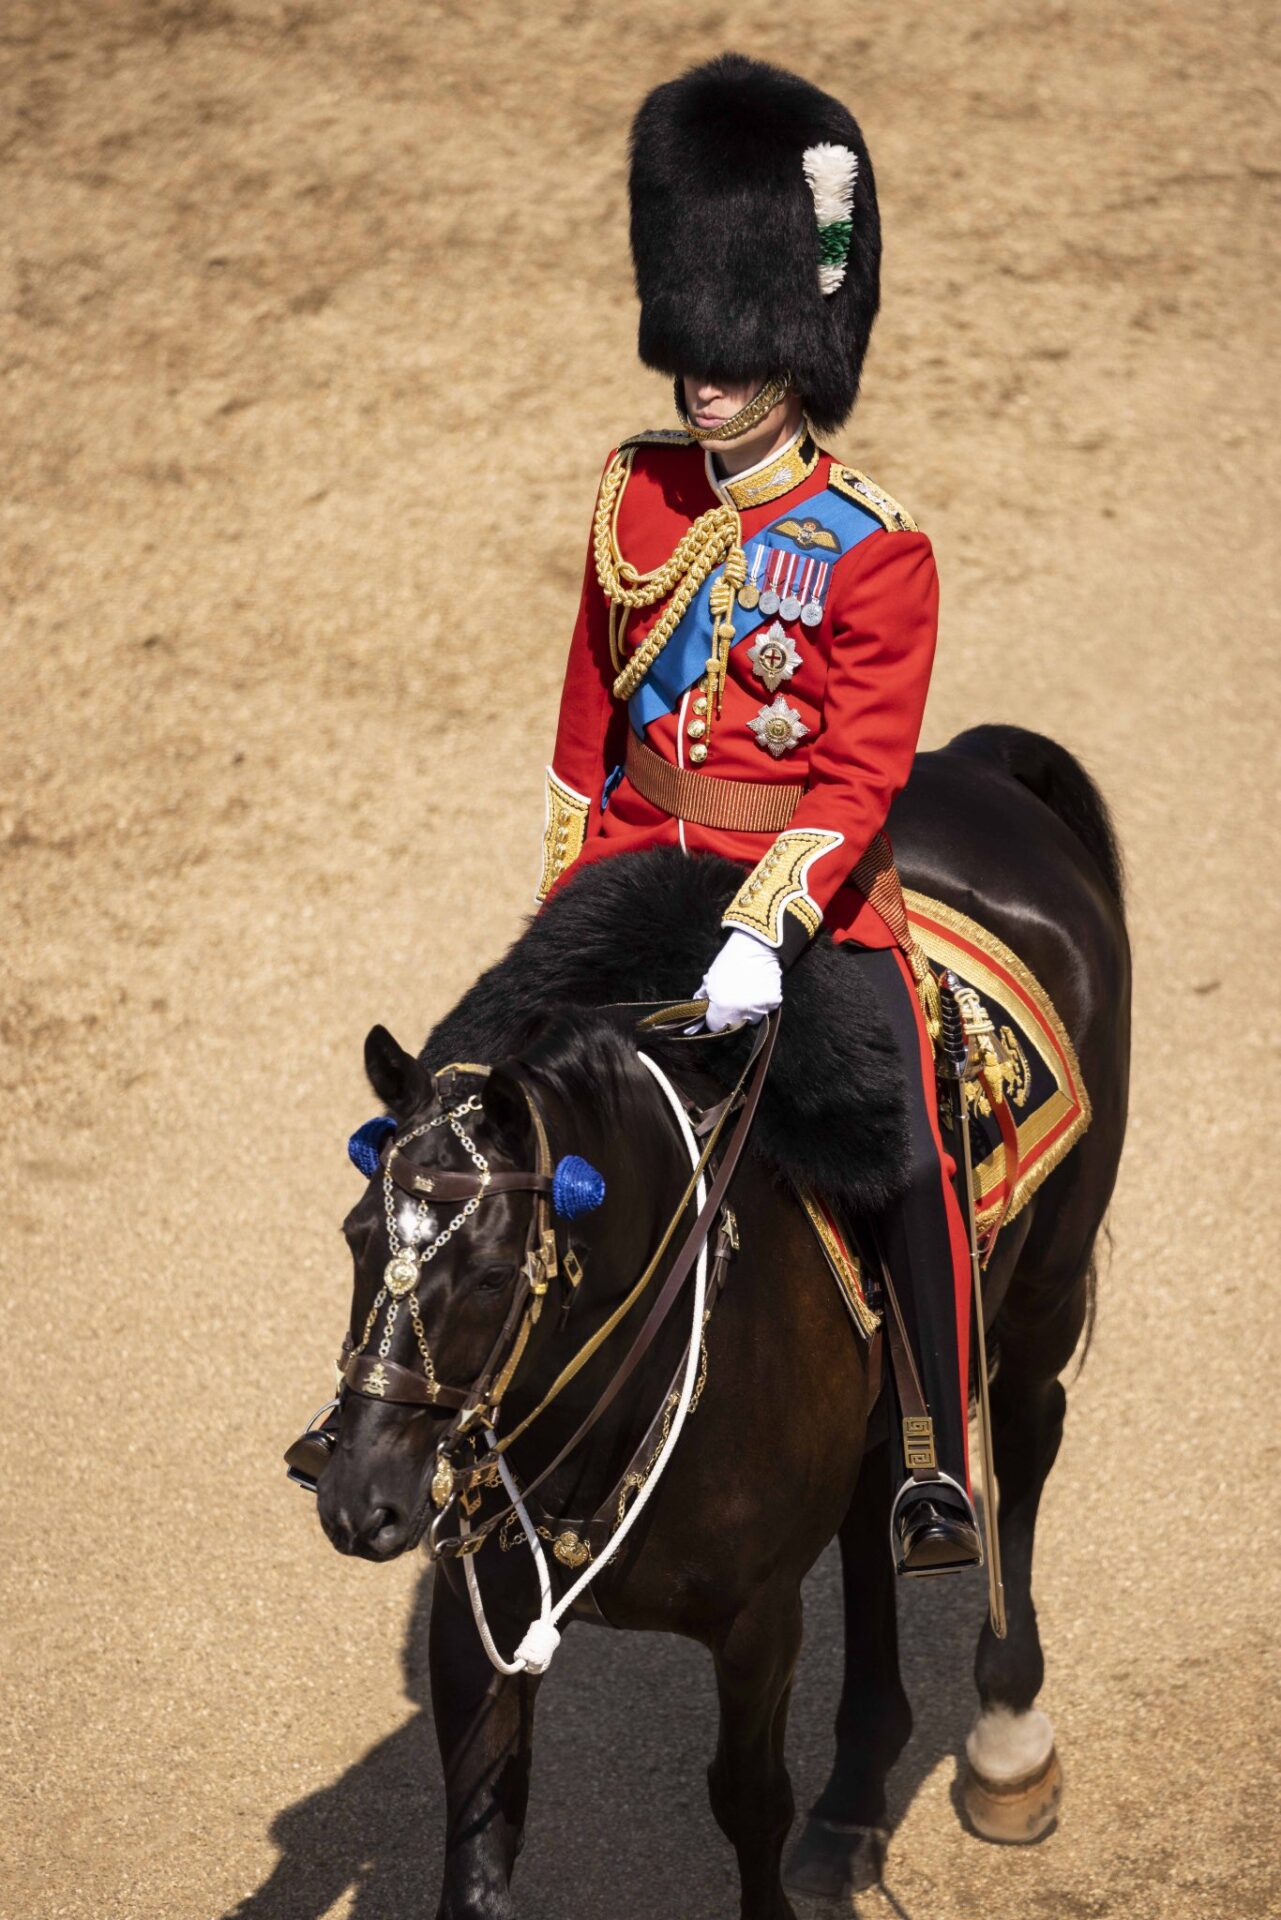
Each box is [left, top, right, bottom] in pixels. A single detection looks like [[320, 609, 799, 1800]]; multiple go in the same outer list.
[[797, 890, 1092, 1336]]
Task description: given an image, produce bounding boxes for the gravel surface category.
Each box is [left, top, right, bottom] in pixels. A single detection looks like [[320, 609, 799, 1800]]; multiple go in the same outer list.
[[2, 4, 1278, 1916]]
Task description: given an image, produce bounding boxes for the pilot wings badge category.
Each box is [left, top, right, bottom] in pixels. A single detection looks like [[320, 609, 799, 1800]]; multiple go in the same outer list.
[[774, 517, 840, 552]]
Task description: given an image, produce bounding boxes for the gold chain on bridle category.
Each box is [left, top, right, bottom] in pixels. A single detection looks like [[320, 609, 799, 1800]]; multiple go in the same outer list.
[[349, 1097, 490, 1397]]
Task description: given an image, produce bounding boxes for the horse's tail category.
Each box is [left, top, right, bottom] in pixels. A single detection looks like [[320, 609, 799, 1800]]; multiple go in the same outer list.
[[943, 723, 1126, 910]]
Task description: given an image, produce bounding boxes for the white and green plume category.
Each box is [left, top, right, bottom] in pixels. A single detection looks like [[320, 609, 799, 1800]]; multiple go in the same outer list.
[[802, 143, 859, 295]]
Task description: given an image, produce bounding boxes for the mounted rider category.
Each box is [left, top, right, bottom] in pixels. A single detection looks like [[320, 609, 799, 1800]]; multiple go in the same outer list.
[[538, 53, 982, 1575]]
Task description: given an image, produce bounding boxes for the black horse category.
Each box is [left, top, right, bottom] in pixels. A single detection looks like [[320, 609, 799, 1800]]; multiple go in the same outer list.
[[308, 724, 1129, 1920]]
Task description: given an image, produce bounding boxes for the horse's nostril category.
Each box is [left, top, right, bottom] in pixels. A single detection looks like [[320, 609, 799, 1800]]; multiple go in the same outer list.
[[366, 1504, 408, 1555], [318, 1487, 407, 1559]]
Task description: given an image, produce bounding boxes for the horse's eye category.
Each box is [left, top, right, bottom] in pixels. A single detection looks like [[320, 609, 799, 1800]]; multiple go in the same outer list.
[[474, 1264, 512, 1295]]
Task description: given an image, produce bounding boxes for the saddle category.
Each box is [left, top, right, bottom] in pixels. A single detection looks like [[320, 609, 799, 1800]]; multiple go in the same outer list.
[[422, 846, 1090, 1254], [423, 846, 911, 1216]]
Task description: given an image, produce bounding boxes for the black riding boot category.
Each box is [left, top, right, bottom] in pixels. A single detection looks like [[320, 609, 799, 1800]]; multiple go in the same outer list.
[[841, 947, 981, 1577]]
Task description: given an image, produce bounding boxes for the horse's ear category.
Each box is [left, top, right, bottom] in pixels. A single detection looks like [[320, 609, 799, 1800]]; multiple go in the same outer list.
[[364, 1025, 426, 1116], [480, 1065, 531, 1158]]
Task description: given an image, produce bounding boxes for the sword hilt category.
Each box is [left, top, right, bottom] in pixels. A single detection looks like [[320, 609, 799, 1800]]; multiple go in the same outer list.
[[937, 968, 970, 1080]]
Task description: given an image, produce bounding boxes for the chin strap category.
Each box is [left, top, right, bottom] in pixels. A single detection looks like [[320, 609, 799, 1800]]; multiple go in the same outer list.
[[674, 372, 792, 442]]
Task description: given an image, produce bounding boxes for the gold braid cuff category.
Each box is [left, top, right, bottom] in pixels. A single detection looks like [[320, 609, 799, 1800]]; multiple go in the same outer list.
[[536, 768, 590, 903], [594, 449, 744, 704], [722, 828, 845, 948]]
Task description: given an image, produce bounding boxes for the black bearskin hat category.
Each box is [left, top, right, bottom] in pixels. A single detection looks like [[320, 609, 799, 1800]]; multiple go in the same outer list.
[[629, 53, 881, 436]]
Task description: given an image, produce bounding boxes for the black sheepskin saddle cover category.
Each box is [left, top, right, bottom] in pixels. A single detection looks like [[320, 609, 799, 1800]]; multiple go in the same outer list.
[[421, 848, 910, 1213]]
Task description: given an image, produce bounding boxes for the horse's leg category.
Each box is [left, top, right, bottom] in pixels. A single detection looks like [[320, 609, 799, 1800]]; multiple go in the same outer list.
[[429, 1565, 538, 1920], [706, 1582, 805, 1920], [784, 1441, 908, 1899], [962, 1245, 1090, 1844]]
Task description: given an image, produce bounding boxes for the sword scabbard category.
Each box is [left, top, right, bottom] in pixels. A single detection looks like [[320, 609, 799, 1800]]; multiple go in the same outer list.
[[938, 969, 1008, 1640]]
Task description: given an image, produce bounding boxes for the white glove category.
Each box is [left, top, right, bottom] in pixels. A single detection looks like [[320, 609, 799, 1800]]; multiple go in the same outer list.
[[695, 928, 783, 1033]]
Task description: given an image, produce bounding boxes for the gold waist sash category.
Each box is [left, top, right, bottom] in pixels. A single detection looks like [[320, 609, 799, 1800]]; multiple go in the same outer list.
[[624, 734, 803, 833]]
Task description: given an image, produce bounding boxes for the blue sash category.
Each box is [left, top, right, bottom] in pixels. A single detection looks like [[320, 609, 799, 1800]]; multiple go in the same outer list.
[[626, 490, 886, 733]]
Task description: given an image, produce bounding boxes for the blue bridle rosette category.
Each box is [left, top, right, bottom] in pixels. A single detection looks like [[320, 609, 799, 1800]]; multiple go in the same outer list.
[[348, 1115, 397, 1178], [552, 1154, 606, 1220]]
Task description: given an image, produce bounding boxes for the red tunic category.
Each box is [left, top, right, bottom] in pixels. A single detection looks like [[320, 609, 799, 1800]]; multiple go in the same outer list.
[[540, 428, 939, 957], [538, 425, 971, 1461]]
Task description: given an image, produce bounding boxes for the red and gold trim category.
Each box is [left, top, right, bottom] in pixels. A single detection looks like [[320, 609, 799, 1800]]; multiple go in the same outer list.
[[905, 890, 1092, 1229], [796, 1186, 880, 1337]]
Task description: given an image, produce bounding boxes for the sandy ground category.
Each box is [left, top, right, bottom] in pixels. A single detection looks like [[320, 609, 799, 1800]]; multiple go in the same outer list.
[[2, 3, 1279, 1916]]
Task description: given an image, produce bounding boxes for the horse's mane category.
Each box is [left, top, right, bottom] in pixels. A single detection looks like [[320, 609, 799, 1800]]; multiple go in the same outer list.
[[514, 1010, 660, 1133], [419, 847, 911, 1213]]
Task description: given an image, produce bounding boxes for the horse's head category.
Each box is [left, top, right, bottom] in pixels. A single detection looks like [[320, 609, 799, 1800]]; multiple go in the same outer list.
[[314, 1021, 626, 1563]]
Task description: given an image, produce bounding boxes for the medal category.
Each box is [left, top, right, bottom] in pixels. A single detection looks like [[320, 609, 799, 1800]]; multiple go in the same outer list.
[[737, 546, 764, 611], [747, 620, 803, 693], [801, 560, 828, 627], [779, 555, 803, 625], [758, 551, 783, 618], [747, 694, 809, 758]]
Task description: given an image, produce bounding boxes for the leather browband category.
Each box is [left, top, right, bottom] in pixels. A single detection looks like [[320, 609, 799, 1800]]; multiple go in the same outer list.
[[384, 1156, 553, 1202]]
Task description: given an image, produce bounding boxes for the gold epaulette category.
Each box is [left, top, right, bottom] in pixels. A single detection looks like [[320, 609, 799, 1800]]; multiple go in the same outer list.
[[828, 464, 919, 533], [617, 428, 697, 452]]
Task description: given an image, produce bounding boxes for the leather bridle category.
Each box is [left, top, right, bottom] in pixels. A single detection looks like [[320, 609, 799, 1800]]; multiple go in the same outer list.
[[414, 1006, 778, 1559], [299, 1002, 779, 1561], [337, 1069, 563, 1417]]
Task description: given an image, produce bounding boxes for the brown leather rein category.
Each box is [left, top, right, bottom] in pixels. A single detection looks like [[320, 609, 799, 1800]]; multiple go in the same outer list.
[[420, 1007, 778, 1559], [333, 1002, 779, 1560]]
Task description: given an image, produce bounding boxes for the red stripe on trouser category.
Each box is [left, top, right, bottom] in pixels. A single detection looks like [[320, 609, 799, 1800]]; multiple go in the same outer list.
[[889, 944, 972, 1494]]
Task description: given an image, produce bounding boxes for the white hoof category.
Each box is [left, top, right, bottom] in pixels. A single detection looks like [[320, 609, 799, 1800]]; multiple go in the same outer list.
[[963, 1708, 1062, 1844]]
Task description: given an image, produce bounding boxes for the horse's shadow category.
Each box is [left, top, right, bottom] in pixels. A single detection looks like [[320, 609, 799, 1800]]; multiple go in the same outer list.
[[222, 1543, 982, 1920]]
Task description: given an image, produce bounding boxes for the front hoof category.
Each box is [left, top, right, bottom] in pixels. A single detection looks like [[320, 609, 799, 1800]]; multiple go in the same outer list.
[[962, 1746, 1062, 1844], [783, 1817, 887, 1900]]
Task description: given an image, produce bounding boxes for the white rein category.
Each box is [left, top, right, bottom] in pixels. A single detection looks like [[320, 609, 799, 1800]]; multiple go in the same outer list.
[[460, 1050, 710, 1676]]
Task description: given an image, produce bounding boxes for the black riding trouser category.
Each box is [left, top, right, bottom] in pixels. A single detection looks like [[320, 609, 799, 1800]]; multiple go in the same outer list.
[[839, 945, 971, 1496]]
